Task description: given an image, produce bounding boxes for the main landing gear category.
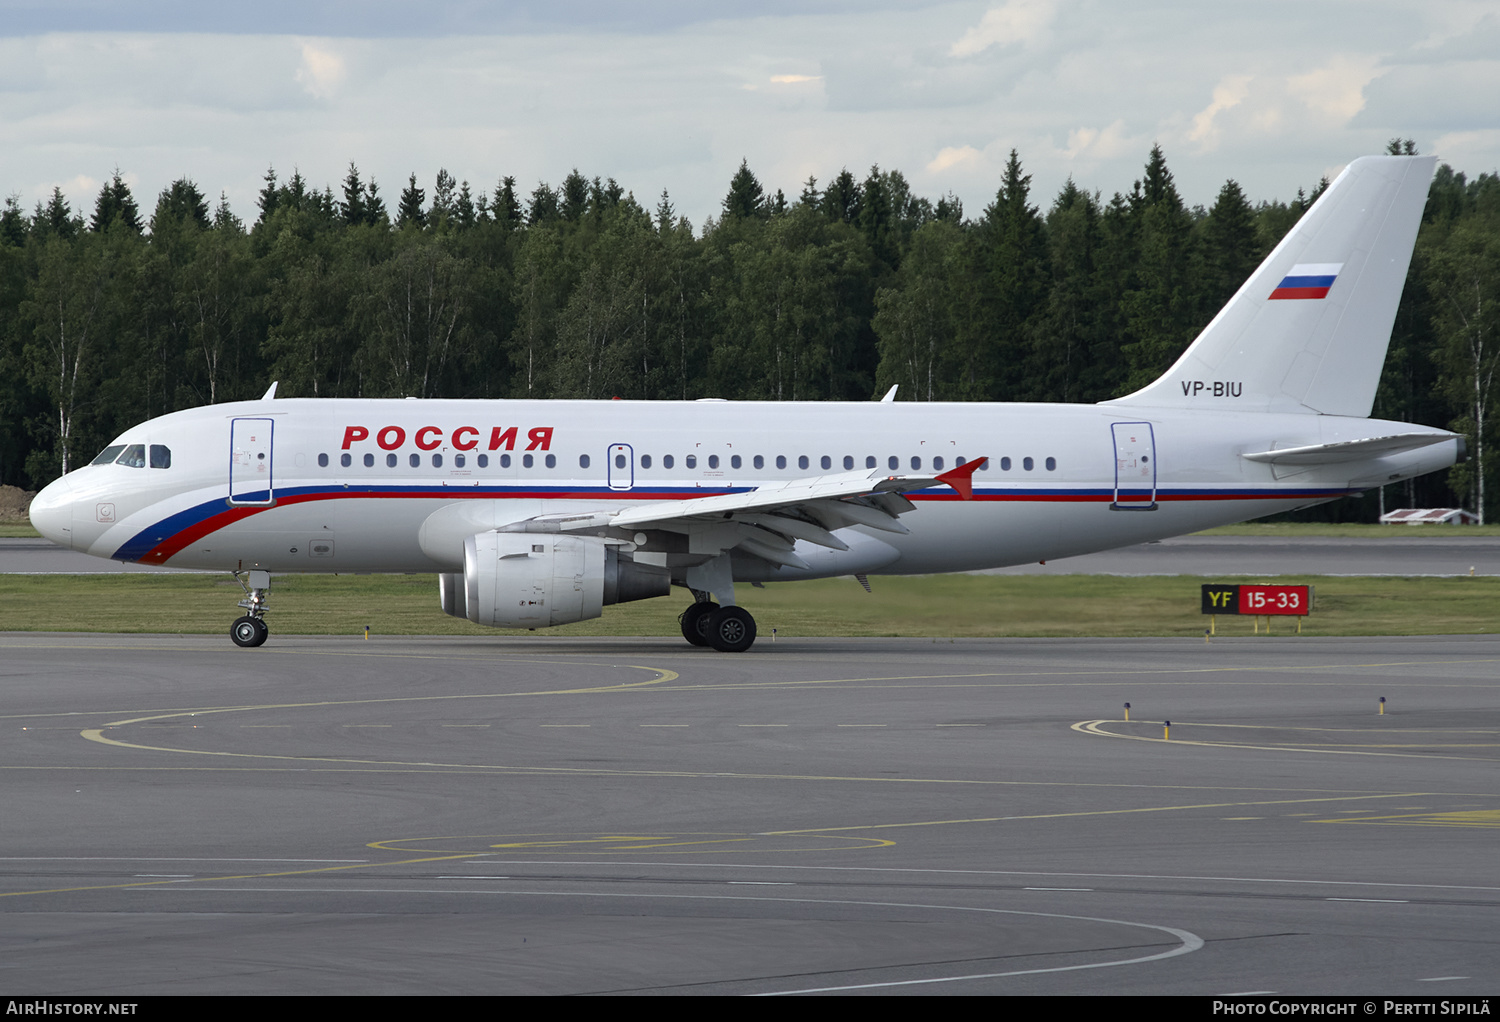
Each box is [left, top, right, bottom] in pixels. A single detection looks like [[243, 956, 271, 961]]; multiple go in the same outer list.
[[679, 601, 757, 653], [230, 570, 270, 648]]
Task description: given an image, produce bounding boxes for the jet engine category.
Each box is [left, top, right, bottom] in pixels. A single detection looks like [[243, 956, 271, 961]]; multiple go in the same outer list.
[[441, 532, 670, 628]]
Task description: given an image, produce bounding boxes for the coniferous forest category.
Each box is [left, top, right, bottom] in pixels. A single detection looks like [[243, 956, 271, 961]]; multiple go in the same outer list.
[[2, 142, 1497, 521]]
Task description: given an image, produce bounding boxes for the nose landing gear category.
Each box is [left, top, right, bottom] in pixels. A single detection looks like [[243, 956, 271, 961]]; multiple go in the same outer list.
[[230, 570, 271, 648], [231, 615, 268, 647]]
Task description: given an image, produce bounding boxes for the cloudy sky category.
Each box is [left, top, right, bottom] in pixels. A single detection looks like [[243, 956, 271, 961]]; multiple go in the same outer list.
[[3, 0, 1497, 228]]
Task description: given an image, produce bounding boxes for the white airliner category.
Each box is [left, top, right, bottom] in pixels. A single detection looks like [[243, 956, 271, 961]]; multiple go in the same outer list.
[[29, 155, 1460, 651]]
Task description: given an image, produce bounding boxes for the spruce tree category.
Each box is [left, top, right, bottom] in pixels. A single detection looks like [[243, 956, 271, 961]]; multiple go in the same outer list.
[[151, 179, 210, 232], [90, 170, 142, 234], [493, 176, 522, 230], [561, 170, 589, 222], [396, 173, 427, 230], [431, 169, 456, 227], [528, 182, 560, 225], [0, 195, 26, 246], [655, 189, 675, 233], [820, 169, 861, 223], [722, 159, 766, 220], [340, 163, 367, 227], [256, 166, 279, 224]]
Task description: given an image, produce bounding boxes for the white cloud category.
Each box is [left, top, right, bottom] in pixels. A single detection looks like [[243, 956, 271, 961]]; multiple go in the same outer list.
[[769, 74, 822, 84], [1188, 75, 1253, 151], [950, 0, 1059, 58], [1286, 55, 1384, 123], [927, 145, 981, 173], [295, 42, 345, 100], [1061, 120, 1134, 161]]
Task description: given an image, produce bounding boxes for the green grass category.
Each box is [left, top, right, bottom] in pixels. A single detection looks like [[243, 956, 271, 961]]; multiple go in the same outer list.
[[0, 522, 39, 538], [3, 572, 1498, 638]]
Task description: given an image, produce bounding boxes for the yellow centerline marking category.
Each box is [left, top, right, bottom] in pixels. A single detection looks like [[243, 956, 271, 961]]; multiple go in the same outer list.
[[759, 793, 1434, 835], [0, 851, 498, 901]]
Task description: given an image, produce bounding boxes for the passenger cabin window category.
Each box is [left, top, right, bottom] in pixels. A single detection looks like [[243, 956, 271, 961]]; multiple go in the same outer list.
[[364, 453, 375, 468], [753, 455, 763, 469], [409, 453, 420, 468], [865, 456, 876, 469], [545, 454, 556, 468], [798, 456, 809, 470], [581, 454, 592, 469], [641, 454, 652, 469], [523, 454, 534, 468], [708, 455, 719, 469], [663, 455, 674, 469], [1046, 457, 1056, 471], [432, 454, 442, 467], [1023, 457, 1034, 471], [478, 454, 489, 468], [686, 455, 697, 469], [91, 445, 126, 466], [776, 456, 786, 469], [1000, 457, 1011, 471], [933, 456, 944, 471], [318, 453, 329, 468], [731, 455, 742, 469], [888, 456, 898, 470], [820, 456, 832, 470], [910, 456, 921, 470], [455, 454, 465, 468], [341, 453, 352, 468]]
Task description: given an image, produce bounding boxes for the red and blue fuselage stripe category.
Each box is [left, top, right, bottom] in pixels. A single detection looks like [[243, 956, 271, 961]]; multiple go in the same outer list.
[[111, 483, 1359, 564]]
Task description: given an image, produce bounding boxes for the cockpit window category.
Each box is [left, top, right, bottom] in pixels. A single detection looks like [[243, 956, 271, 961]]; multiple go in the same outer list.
[[116, 444, 147, 468], [90, 445, 126, 466], [149, 444, 171, 469]]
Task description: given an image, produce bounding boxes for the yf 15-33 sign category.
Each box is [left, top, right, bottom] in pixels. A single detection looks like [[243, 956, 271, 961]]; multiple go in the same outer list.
[[1201, 584, 1312, 616]]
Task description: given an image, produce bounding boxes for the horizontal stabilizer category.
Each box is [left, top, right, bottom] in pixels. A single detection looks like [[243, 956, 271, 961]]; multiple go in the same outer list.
[[1242, 433, 1455, 466]]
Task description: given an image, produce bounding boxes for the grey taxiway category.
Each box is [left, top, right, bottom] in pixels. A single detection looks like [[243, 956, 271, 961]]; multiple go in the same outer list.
[[2, 632, 1497, 995]]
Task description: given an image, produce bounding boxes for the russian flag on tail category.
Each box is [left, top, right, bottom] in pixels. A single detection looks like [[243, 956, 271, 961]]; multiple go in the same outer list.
[[1269, 263, 1342, 300]]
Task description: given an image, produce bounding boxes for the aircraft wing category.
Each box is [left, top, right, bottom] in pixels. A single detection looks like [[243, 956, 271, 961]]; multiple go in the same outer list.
[[532, 458, 987, 569]]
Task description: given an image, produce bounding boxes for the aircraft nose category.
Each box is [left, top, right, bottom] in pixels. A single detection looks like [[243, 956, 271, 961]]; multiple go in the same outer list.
[[29, 475, 76, 549]]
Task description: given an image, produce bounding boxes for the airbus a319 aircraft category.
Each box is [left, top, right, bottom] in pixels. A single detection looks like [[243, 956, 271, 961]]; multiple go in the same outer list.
[[29, 155, 1460, 651]]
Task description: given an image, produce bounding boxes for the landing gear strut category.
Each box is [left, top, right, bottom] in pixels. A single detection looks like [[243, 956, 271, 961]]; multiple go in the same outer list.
[[679, 599, 757, 653], [230, 570, 270, 647]]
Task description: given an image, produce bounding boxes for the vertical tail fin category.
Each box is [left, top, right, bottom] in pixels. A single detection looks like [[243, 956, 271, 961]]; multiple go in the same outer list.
[[1108, 155, 1436, 417]]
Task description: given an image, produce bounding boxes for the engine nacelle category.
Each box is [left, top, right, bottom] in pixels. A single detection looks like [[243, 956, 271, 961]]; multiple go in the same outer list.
[[454, 533, 670, 629], [438, 571, 467, 619]]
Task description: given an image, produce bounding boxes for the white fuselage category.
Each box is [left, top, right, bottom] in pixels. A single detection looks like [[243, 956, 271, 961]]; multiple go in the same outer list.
[[29, 397, 1460, 580]]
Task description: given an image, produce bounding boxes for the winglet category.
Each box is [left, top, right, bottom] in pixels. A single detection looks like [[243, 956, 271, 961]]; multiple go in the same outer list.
[[261, 381, 279, 400], [935, 457, 987, 500]]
